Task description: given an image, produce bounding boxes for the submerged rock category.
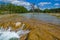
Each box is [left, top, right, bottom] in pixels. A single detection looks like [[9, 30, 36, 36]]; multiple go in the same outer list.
[[0, 22, 30, 40], [0, 14, 60, 40]]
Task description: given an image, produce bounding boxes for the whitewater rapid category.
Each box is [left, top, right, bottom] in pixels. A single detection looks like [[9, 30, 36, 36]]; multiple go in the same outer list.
[[0, 22, 30, 40]]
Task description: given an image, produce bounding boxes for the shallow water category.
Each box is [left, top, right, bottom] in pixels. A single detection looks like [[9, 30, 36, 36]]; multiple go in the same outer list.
[[0, 28, 29, 40], [0, 22, 30, 40], [20, 13, 60, 25]]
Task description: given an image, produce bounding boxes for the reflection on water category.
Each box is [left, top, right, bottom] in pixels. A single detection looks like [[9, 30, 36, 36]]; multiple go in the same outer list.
[[20, 13, 60, 25]]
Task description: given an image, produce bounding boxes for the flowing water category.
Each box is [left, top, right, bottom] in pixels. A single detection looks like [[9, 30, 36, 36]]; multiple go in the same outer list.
[[0, 22, 30, 40], [20, 13, 60, 25], [0, 13, 60, 40]]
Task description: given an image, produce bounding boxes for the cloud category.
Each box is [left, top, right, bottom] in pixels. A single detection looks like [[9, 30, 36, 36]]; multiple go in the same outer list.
[[0, 0, 31, 6], [10, 0, 31, 10], [11, 1, 30, 6], [54, 3, 60, 6], [0, 0, 31, 10], [38, 2, 51, 6], [34, 5, 38, 9], [1, 0, 17, 2]]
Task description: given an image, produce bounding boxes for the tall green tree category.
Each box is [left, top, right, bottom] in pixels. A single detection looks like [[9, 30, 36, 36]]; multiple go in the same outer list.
[[0, 3, 28, 14]]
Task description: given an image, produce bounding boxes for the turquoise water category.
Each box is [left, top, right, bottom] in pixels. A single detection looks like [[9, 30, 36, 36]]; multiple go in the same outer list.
[[20, 13, 60, 25]]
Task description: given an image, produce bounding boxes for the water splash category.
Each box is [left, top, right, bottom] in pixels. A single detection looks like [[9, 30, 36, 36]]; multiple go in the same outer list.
[[0, 22, 30, 40]]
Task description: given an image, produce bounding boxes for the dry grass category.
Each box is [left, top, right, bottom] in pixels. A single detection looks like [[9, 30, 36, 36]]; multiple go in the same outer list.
[[0, 14, 60, 40]]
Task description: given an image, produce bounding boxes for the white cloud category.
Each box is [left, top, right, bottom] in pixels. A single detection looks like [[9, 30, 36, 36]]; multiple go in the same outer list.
[[11, 1, 30, 6], [1, 0, 31, 6], [10, 0, 31, 10], [0, 0, 31, 10], [2, 0, 17, 2], [54, 3, 60, 6], [34, 5, 38, 9], [38, 2, 51, 6], [24, 6, 31, 10]]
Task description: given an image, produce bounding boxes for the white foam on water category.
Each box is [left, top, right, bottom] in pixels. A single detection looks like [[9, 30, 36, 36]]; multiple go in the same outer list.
[[0, 22, 30, 40], [0, 31, 19, 40]]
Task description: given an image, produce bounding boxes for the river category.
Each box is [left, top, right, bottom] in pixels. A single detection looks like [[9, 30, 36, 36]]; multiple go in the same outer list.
[[20, 13, 60, 25]]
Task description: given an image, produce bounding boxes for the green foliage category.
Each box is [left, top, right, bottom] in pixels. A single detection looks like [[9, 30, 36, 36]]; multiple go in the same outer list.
[[29, 8, 43, 13], [0, 3, 28, 14], [0, 3, 60, 14], [29, 8, 60, 13], [43, 8, 60, 13]]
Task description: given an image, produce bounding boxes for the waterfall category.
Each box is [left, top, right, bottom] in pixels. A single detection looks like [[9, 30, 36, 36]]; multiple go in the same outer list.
[[0, 22, 30, 40]]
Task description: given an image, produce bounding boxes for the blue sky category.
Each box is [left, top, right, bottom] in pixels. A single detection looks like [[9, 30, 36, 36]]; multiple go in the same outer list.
[[25, 0, 60, 9], [0, 0, 60, 10]]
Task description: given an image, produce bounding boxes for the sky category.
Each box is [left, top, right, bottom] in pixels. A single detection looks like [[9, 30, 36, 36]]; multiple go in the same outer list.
[[0, 0, 60, 10]]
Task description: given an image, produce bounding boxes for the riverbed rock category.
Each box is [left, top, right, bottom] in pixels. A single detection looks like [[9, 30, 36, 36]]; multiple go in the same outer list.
[[0, 14, 60, 40]]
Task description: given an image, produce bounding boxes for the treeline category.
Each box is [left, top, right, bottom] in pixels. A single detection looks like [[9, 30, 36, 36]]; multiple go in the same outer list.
[[0, 3, 28, 14], [29, 8, 60, 13], [43, 8, 60, 13], [0, 3, 60, 14]]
